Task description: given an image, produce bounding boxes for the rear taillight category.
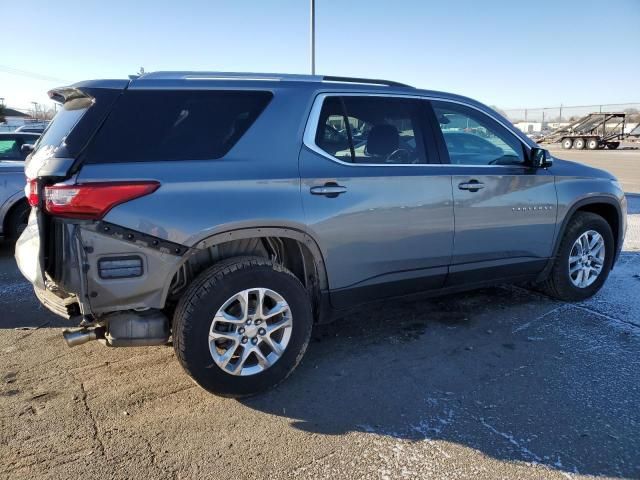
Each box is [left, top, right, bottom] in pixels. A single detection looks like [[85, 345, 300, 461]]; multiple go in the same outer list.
[[26, 179, 39, 206], [44, 181, 160, 219]]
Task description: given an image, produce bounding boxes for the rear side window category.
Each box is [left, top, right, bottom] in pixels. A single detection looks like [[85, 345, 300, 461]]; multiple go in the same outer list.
[[84, 90, 273, 163], [315, 95, 429, 165]]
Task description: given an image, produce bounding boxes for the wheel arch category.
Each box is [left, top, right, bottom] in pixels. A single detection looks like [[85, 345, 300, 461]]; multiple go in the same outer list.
[[164, 226, 330, 322], [1, 193, 29, 238], [554, 196, 622, 264]]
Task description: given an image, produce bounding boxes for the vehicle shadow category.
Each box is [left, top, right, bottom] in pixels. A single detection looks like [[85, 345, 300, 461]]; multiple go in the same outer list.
[[241, 272, 640, 478]]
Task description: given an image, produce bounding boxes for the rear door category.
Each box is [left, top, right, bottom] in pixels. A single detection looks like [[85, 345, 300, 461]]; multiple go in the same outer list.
[[429, 100, 557, 284], [300, 94, 454, 307]]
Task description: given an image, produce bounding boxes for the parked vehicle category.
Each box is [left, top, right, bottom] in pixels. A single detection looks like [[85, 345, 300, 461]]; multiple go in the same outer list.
[[15, 123, 49, 134], [16, 72, 626, 397], [0, 132, 40, 240]]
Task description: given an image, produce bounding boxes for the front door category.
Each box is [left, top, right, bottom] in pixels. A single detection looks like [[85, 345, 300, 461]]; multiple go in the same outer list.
[[430, 100, 557, 284], [300, 94, 454, 307]]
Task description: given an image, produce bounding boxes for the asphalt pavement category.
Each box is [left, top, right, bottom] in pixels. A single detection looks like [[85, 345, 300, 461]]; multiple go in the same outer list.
[[0, 157, 639, 479]]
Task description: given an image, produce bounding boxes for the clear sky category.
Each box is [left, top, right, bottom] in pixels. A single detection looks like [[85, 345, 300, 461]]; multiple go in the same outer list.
[[2, 0, 639, 111]]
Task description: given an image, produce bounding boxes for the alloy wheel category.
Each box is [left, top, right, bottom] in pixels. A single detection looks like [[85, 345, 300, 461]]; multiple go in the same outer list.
[[568, 230, 605, 288], [209, 288, 293, 376]]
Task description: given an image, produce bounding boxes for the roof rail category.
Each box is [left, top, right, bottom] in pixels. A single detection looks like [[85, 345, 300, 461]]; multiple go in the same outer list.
[[322, 75, 412, 88]]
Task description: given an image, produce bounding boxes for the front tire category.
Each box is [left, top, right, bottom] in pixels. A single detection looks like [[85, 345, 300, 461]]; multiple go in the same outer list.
[[541, 212, 614, 301], [586, 138, 599, 150], [173, 256, 313, 397]]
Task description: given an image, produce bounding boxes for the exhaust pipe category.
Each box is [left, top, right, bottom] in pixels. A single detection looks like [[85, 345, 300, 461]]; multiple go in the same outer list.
[[63, 328, 98, 347]]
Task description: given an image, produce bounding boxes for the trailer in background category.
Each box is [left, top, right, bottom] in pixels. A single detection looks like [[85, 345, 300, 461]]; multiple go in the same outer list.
[[538, 112, 627, 150]]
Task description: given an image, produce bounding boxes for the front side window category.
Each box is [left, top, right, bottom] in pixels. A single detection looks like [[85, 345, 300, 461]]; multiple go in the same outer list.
[[432, 101, 524, 166], [315, 96, 428, 165]]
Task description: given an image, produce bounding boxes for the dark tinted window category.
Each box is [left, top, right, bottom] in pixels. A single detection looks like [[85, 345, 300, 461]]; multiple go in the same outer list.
[[432, 101, 524, 166], [85, 90, 273, 163], [316, 96, 429, 164]]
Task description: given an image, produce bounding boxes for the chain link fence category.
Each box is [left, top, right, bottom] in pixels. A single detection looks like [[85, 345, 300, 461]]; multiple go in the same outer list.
[[502, 103, 640, 128]]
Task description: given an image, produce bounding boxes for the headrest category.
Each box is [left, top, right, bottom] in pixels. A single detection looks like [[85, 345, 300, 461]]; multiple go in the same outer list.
[[367, 124, 399, 156]]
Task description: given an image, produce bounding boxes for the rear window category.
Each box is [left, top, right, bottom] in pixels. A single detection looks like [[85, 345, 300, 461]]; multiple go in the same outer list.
[[35, 97, 93, 155], [84, 90, 273, 163]]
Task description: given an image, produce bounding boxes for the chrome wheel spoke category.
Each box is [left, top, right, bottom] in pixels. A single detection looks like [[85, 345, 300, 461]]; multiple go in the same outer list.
[[569, 255, 581, 264], [263, 301, 289, 320], [232, 346, 254, 374], [219, 343, 241, 369], [267, 316, 293, 335], [253, 347, 272, 369], [591, 242, 604, 257], [569, 262, 582, 274], [262, 334, 285, 355], [209, 330, 241, 342]]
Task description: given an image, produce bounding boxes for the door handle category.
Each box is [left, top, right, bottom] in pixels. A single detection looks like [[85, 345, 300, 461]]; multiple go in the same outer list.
[[310, 184, 347, 197], [458, 180, 485, 192]]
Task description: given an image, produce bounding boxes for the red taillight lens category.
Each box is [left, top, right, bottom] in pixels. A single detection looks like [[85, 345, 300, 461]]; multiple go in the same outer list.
[[26, 179, 39, 206], [44, 181, 160, 219]]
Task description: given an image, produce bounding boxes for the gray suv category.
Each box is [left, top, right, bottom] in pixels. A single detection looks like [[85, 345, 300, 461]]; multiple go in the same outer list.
[[16, 72, 627, 397]]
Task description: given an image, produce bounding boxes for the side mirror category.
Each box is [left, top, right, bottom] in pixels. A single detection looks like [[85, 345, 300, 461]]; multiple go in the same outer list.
[[21, 144, 35, 154], [530, 147, 553, 168]]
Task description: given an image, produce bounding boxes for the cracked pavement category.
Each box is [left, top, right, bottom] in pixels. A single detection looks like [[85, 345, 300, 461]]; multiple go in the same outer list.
[[1, 161, 639, 479]]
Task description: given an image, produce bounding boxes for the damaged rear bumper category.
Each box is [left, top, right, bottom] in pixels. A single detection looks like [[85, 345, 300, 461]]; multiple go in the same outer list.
[[16, 213, 187, 347]]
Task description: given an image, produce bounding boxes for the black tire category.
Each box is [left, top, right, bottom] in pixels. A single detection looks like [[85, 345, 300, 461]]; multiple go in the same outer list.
[[173, 256, 313, 397], [561, 138, 573, 149], [607, 142, 620, 150], [5, 200, 30, 240], [541, 212, 614, 301], [586, 138, 599, 150], [573, 138, 585, 150]]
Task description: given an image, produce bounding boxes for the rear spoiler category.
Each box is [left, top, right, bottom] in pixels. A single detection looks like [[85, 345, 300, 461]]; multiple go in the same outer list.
[[48, 86, 90, 104], [48, 79, 130, 104]]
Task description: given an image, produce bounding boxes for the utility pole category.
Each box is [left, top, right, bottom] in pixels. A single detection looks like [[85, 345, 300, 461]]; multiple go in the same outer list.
[[31, 101, 38, 122], [310, 0, 316, 75]]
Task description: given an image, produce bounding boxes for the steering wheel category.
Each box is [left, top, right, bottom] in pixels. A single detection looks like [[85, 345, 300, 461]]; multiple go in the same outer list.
[[385, 148, 412, 164]]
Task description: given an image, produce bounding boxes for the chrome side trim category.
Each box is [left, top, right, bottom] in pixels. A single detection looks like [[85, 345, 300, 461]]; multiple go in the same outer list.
[[185, 76, 282, 82], [302, 92, 532, 169]]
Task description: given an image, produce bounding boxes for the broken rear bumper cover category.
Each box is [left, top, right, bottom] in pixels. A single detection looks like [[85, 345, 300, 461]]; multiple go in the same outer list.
[[16, 213, 186, 322]]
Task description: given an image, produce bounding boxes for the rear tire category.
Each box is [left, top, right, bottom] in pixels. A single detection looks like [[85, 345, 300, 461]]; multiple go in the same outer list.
[[561, 138, 573, 149], [5, 201, 30, 240], [586, 138, 599, 150], [173, 256, 313, 397], [573, 138, 585, 150], [540, 212, 614, 301]]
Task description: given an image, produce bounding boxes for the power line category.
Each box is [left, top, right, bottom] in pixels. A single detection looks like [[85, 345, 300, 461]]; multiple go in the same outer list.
[[0, 65, 70, 84]]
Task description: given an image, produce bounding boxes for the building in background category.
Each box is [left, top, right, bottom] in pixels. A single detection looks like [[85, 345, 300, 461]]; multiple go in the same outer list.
[[0, 107, 32, 131]]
